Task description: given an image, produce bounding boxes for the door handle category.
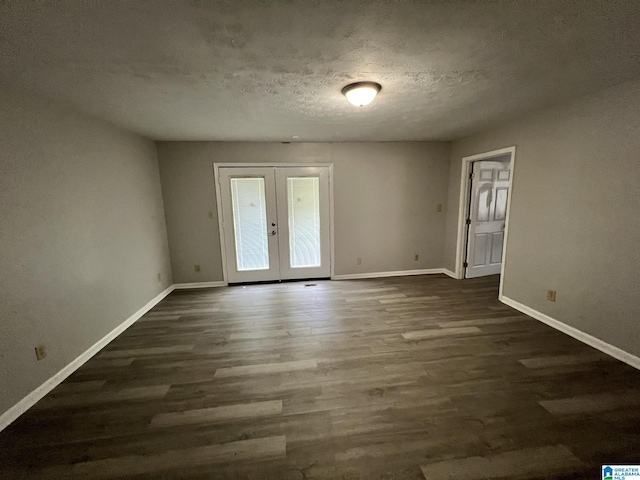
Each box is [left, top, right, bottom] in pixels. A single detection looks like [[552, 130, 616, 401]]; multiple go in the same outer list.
[[270, 230, 277, 236]]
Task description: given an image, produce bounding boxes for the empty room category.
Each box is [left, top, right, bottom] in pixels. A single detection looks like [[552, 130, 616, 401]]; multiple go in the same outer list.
[[1, 1, 640, 479]]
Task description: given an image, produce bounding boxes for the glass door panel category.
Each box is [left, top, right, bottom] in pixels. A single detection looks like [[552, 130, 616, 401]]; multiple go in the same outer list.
[[287, 177, 321, 268], [230, 178, 270, 271]]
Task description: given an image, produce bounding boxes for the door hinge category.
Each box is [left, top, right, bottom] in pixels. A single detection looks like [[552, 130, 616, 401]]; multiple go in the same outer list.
[[463, 262, 468, 268], [469, 173, 475, 180], [465, 218, 471, 225]]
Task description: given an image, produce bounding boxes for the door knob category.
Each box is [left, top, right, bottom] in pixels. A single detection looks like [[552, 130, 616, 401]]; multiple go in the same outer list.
[[270, 230, 277, 236], [271, 222, 276, 227]]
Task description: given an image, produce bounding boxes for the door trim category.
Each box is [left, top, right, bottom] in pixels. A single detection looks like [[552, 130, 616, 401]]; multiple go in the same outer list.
[[213, 163, 334, 285], [454, 146, 516, 297]]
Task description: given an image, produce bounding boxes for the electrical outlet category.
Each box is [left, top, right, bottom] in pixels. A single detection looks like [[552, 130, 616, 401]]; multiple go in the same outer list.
[[547, 290, 557, 302], [35, 345, 47, 361], [436, 204, 443, 212], [414, 254, 419, 261], [156, 272, 162, 282], [356, 257, 362, 266], [194, 264, 201, 273], [207, 210, 214, 219]]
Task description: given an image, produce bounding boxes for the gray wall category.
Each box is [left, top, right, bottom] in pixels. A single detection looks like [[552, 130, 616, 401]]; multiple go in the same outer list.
[[444, 79, 640, 357], [0, 85, 172, 415], [157, 142, 450, 282]]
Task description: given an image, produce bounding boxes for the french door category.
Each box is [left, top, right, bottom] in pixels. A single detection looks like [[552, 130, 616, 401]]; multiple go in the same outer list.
[[218, 166, 331, 283]]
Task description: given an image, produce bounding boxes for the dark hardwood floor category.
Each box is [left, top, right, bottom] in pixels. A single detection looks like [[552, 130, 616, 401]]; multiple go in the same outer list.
[[1, 274, 639, 479]]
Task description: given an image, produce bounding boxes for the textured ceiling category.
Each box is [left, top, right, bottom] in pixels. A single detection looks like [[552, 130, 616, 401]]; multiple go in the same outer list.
[[1, 1, 640, 141]]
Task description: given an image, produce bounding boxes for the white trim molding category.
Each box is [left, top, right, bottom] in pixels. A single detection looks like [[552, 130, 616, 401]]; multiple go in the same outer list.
[[0, 285, 174, 432], [173, 281, 226, 289], [500, 295, 640, 371], [332, 268, 449, 280], [441, 269, 457, 279]]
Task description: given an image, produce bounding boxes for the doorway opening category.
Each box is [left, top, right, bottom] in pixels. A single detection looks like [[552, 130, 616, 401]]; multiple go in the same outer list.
[[454, 147, 516, 295], [214, 164, 333, 285]]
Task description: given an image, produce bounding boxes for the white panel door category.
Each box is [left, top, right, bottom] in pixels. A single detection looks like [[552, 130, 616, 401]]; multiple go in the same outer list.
[[219, 166, 331, 283], [219, 168, 280, 283], [275, 167, 331, 280], [465, 160, 510, 278]]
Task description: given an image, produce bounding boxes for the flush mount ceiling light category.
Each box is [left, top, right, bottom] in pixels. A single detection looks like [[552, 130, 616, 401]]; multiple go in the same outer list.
[[342, 81, 381, 107]]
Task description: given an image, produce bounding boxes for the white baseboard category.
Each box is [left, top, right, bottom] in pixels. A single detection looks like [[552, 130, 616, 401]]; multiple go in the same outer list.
[[173, 281, 226, 289], [441, 268, 458, 279], [332, 268, 448, 280], [1, 280, 231, 432], [0, 285, 174, 433], [500, 295, 640, 371]]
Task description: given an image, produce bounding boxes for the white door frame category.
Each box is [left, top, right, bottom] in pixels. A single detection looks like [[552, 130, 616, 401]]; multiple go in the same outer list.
[[213, 163, 335, 285], [453, 147, 516, 297]]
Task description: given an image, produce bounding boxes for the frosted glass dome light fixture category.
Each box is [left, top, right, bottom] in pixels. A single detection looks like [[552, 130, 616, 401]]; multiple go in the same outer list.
[[342, 81, 381, 107]]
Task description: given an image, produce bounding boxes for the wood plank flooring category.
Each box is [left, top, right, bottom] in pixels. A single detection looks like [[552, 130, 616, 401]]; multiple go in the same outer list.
[[1, 274, 640, 479]]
